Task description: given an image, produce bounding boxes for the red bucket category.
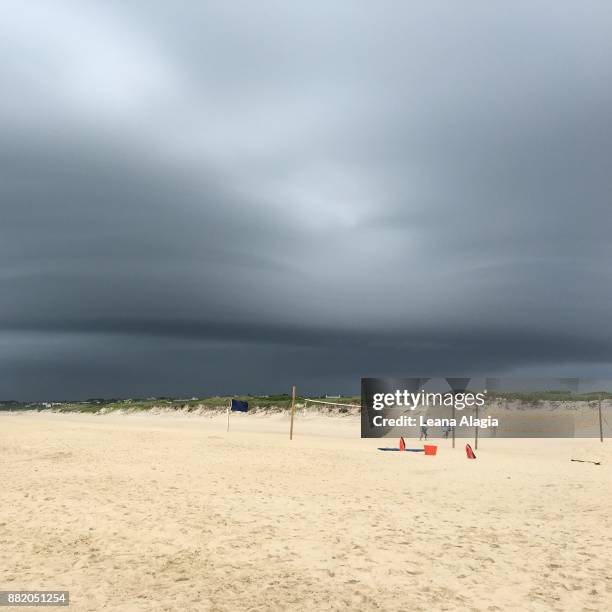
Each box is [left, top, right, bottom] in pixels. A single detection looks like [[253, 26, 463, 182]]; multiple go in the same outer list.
[[424, 444, 438, 456]]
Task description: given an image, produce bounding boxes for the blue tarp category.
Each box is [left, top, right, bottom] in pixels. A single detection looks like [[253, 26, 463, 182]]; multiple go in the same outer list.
[[231, 399, 249, 412]]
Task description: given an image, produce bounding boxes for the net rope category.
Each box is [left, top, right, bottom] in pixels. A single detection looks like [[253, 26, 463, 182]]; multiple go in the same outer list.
[[300, 397, 358, 408]]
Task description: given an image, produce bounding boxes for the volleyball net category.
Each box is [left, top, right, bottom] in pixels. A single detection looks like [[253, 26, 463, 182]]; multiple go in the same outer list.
[[299, 397, 359, 411]]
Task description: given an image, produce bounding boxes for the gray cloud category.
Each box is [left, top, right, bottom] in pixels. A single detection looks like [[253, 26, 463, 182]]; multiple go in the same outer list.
[[1, 1, 611, 400]]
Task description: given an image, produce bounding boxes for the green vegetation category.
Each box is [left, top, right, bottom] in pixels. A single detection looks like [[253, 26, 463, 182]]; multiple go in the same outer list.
[[0, 394, 361, 413], [487, 391, 612, 403], [3, 391, 608, 413]]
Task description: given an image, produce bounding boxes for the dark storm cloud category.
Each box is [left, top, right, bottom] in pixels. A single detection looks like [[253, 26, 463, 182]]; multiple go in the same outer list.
[[1, 1, 611, 400]]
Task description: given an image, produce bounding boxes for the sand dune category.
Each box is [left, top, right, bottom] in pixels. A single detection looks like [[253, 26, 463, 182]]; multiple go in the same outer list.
[[1, 411, 611, 611]]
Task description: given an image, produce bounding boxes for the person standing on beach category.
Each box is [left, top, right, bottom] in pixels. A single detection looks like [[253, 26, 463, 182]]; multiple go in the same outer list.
[[419, 425, 428, 441]]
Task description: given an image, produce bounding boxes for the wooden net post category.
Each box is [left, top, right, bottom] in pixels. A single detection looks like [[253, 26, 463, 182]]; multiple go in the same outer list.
[[599, 394, 604, 443], [289, 385, 296, 440], [452, 403, 456, 449]]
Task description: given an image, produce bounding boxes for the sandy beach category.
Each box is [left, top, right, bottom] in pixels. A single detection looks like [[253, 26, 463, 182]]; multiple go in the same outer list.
[[1, 411, 611, 611]]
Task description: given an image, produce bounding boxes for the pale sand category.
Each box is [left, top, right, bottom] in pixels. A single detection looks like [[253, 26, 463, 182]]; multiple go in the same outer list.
[[1, 411, 611, 611]]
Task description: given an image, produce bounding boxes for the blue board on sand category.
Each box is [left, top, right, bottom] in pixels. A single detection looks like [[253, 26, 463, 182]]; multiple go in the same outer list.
[[377, 448, 424, 452], [231, 399, 249, 412]]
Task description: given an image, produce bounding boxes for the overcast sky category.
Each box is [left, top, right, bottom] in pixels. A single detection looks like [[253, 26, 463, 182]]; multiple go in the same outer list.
[[1, 1, 611, 400]]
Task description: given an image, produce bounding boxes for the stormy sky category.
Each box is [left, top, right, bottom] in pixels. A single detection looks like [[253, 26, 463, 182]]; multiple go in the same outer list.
[[1, 1, 611, 400]]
